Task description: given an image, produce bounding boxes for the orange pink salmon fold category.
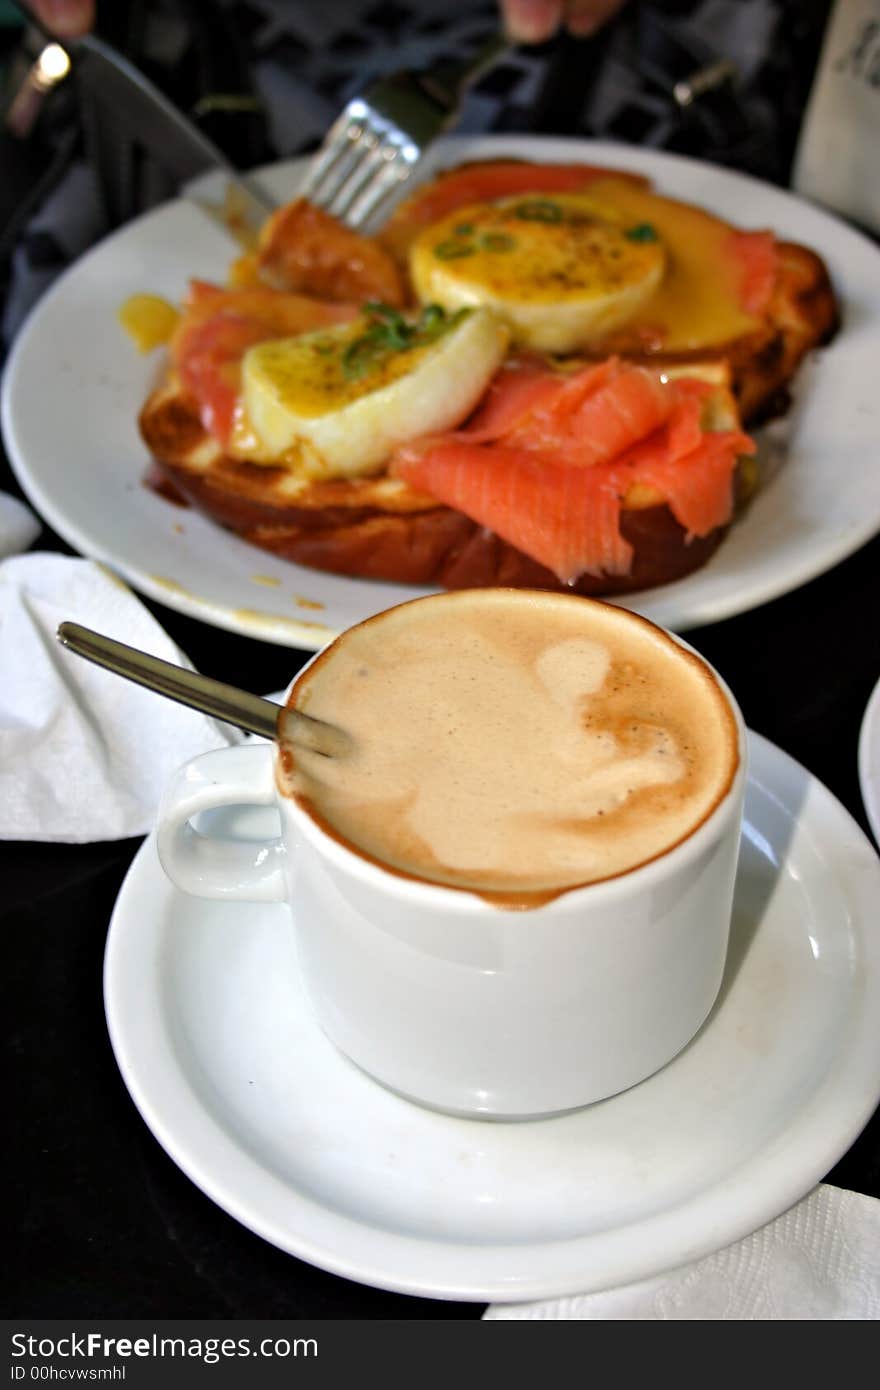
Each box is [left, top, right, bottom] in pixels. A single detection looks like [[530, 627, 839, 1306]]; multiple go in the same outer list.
[[725, 230, 777, 316], [392, 358, 755, 584], [171, 281, 358, 445]]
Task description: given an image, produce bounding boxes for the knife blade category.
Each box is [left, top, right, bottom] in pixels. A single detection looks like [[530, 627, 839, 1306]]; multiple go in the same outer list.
[[72, 34, 276, 240], [10, 0, 278, 242]]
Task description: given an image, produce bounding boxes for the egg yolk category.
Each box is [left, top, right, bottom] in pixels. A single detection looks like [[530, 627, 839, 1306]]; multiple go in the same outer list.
[[244, 319, 439, 420], [411, 195, 665, 305]]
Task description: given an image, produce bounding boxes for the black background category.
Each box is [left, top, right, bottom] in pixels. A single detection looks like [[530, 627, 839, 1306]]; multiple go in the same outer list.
[[3, 497, 877, 1317]]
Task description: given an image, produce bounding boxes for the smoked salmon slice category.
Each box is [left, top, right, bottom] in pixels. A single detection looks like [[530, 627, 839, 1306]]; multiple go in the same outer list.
[[446, 358, 674, 466], [395, 440, 637, 581], [513, 362, 672, 466], [393, 358, 754, 583], [726, 230, 777, 316], [626, 430, 750, 539]]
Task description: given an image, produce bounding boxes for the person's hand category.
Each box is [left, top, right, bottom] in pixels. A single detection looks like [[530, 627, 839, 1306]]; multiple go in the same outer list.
[[26, 0, 94, 39], [500, 0, 628, 44]]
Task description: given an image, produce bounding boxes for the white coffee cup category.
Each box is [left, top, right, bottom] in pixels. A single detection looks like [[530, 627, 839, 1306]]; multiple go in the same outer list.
[[157, 593, 747, 1119]]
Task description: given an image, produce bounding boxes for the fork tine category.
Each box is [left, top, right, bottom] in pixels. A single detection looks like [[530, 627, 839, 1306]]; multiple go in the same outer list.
[[329, 126, 398, 221], [301, 34, 510, 229], [300, 134, 365, 211], [345, 144, 418, 230], [297, 129, 355, 204], [325, 127, 384, 220], [298, 100, 371, 207]]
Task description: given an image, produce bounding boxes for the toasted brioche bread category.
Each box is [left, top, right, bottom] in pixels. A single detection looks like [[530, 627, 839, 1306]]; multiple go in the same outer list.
[[137, 161, 839, 595], [141, 368, 735, 596]]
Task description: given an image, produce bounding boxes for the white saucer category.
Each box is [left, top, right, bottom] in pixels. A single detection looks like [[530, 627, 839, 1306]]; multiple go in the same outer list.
[[858, 676, 880, 847], [104, 732, 880, 1303]]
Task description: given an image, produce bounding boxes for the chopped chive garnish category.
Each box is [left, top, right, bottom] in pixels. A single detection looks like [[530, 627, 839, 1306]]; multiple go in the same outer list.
[[514, 199, 563, 223], [342, 338, 379, 380], [625, 222, 659, 242], [453, 222, 475, 235], [340, 302, 469, 380], [479, 232, 516, 252], [418, 303, 445, 331], [363, 301, 397, 321], [363, 302, 409, 346], [434, 239, 475, 260]]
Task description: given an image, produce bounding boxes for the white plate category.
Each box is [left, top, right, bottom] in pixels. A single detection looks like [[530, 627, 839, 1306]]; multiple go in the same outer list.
[[858, 676, 880, 846], [104, 731, 880, 1303], [5, 137, 880, 648]]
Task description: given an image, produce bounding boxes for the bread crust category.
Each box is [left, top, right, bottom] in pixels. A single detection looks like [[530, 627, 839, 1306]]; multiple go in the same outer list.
[[141, 382, 727, 594]]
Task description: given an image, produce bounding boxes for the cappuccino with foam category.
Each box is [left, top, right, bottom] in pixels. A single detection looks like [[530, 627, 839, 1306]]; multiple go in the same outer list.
[[283, 590, 739, 902], [159, 588, 745, 1113]]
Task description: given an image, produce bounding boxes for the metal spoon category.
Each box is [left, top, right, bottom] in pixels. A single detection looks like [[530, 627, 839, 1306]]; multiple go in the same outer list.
[[56, 622, 351, 758]]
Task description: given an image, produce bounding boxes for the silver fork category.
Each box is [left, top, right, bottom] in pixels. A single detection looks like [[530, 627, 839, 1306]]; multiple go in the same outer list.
[[298, 33, 510, 231]]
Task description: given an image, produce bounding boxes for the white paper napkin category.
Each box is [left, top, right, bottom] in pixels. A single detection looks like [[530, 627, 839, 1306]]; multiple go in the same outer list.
[[0, 552, 243, 842], [484, 1184, 880, 1320]]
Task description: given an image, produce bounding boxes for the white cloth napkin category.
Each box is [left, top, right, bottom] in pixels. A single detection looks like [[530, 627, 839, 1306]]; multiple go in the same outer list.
[[0, 490, 41, 558], [791, 0, 880, 234], [0, 552, 242, 842], [484, 1184, 880, 1320]]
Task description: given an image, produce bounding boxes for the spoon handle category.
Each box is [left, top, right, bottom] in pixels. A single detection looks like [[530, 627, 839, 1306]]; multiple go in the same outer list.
[[57, 621, 282, 740]]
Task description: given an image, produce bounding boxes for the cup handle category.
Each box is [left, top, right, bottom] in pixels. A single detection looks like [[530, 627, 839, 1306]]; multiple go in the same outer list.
[[156, 744, 287, 903]]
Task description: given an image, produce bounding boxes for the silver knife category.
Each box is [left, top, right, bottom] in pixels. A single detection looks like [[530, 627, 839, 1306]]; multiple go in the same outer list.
[[73, 34, 276, 238], [12, 2, 277, 240]]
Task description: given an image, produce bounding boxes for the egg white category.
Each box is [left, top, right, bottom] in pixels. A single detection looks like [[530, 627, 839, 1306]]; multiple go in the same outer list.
[[241, 306, 509, 479], [410, 195, 666, 354]]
